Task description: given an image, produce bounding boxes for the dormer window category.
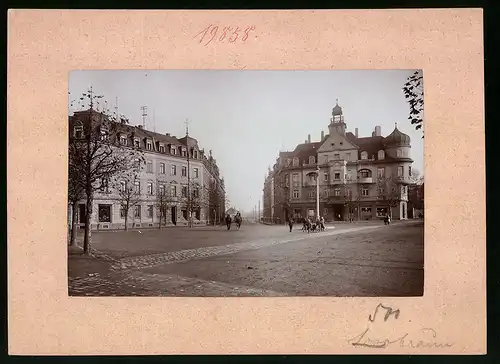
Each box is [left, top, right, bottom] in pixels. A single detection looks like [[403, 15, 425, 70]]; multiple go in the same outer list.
[[146, 140, 152, 151], [194, 150, 198, 159], [397, 148, 403, 158], [181, 148, 187, 157], [286, 158, 291, 166], [378, 150, 385, 160], [120, 135, 127, 146], [292, 157, 299, 167], [100, 127, 109, 141], [334, 115, 341, 122], [73, 122, 83, 138], [159, 144, 165, 153], [171, 147, 177, 155], [309, 156, 315, 164], [361, 151, 368, 160], [134, 139, 140, 148]]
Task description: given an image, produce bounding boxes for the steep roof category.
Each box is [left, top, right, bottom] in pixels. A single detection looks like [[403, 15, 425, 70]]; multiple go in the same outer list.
[[290, 142, 322, 161]]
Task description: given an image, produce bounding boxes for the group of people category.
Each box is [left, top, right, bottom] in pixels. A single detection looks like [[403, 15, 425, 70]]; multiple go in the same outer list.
[[287, 216, 326, 233], [225, 212, 242, 230]]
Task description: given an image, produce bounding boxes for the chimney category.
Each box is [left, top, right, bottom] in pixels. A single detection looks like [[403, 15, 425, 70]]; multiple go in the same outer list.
[[305, 139, 308, 144], [355, 128, 358, 138], [375, 126, 381, 136], [371, 131, 375, 137], [308, 134, 311, 143], [321, 130, 325, 140], [166, 133, 170, 136], [137, 125, 143, 130]]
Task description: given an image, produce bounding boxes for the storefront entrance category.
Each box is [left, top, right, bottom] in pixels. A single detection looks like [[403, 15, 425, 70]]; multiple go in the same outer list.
[[171, 206, 177, 225]]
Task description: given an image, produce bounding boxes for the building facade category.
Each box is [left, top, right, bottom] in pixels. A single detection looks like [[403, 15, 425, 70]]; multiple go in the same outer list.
[[69, 109, 226, 231], [263, 101, 414, 223]]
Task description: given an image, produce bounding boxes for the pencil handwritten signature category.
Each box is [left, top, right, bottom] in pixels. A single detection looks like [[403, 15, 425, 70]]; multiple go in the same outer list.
[[347, 304, 453, 349]]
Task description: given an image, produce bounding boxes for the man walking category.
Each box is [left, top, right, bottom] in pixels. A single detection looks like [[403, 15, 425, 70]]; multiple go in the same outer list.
[[288, 216, 294, 232], [225, 214, 232, 230]]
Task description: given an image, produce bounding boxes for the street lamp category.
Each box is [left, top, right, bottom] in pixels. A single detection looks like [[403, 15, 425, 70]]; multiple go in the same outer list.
[[316, 166, 320, 219]]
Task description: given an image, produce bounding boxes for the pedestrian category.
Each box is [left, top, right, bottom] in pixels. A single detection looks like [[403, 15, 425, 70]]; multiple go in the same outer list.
[[225, 214, 232, 230], [288, 217, 294, 232], [320, 216, 326, 231]]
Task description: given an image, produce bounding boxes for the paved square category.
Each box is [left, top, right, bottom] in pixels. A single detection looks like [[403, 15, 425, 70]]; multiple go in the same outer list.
[[68, 221, 423, 297]]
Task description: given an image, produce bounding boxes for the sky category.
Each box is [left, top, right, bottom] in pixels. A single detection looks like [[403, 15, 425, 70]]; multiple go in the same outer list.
[[69, 70, 424, 212]]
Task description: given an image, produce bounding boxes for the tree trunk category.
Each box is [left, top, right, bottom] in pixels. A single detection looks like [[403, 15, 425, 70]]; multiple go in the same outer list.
[[83, 191, 93, 255], [69, 202, 78, 246], [124, 211, 128, 231], [158, 208, 162, 229]]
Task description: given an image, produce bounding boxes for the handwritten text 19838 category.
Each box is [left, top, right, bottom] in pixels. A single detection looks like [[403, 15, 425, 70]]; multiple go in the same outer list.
[[194, 25, 256, 46]]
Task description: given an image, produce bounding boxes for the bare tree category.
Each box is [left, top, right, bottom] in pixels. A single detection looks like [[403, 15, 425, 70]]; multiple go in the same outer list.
[[68, 168, 84, 246], [112, 157, 145, 231], [409, 168, 424, 185], [402, 69, 424, 136], [68, 87, 143, 255], [377, 176, 402, 218], [155, 180, 177, 229], [181, 180, 208, 226]]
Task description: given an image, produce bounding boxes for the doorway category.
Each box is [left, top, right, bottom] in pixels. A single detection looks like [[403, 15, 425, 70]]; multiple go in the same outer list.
[[78, 204, 86, 224], [333, 205, 343, 221], [171, 206, 177, 225]]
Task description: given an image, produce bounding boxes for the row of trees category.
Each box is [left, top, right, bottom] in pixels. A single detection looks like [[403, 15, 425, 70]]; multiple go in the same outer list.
[[68, 87, 226, 255]]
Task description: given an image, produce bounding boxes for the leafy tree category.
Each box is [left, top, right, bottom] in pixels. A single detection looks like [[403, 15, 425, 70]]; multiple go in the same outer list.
[[402, 69, 424, 136], [68, 87, 143, 254]]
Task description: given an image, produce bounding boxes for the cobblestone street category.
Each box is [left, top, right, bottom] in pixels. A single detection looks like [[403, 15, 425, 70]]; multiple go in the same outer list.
[[68, 221, 424, 297]]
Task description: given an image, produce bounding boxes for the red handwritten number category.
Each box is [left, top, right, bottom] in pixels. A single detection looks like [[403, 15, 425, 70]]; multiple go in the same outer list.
[[242, 26, 255, 41], [229, 27, 240, 43], [219, 27, 230, 42], [193, 24, 212, 44], [204, 26, 218, 46]]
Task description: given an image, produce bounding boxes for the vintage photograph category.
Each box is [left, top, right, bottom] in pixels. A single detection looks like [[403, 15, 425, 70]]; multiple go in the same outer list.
[[68, 70, 424, 297]]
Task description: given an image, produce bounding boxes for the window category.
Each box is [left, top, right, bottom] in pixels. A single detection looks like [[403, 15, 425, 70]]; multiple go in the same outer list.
[[286, 158, 291, 166], [362, 188, 369, 196], [194, 168, 199, 178], [378, 150, 385, 160], [324, 189, 329, 198], [334, 172, 341, 180], [120, 206, 126, 218], [134, 181, 140, 194], [100, 128, 109, 141], [309, 174, 316, 182], [181, 166, 187, 177], [134, 205, 141, 218], [398, 166, 404, 177], [361, 151, 368, 160], [309, 191, 316, 199], [309, 156, 315, 164], [99, 178, 109, 193], [346, 153, 351, 161], [171, 147, 177, 155], [293, 157, 299, 167], [120, 135, 127, 145], [193, 188, 199, 198], [376, 207, 388, 217], [181, 186, 187, 197], [324, 208, 328, 215], [146, 161, 153, 173], [159, 184, 165, 195], [170, 185, 177, 196], [397, 148, 403, 158], [409, 166, 412, 176], [147, 205, 154, 218], [98, 205, 111, 222], [120, 181, 126, 192], [160, 163, 165, 174], [323, 172, 329, 181], [171, 165, 177, 175], [194, 150, 198, 159], [334, 189, 341, 196], [323, 155, 329, 164], [378, 187, 385, 196], [146, 141, 152, 150], [377, 167, 385, 179], [181, 149, 187, 157], [292, 173, 299, 183], [334, 153, 340, 160], [346, 189, 352, 197], [359, 169, 371, 178], [147, 182, 153, 195], [73, 123, 83, 138], [159, 144, 165, 153], [134, 139, 140, 148], [293, 190, 299, 199]]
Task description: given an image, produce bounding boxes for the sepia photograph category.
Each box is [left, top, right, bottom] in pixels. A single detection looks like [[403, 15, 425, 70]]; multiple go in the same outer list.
[[68, 70, 425, 297]]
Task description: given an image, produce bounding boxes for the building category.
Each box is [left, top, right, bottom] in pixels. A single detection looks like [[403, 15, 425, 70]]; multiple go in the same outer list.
[[262, 100, 414, 222], [69, 109, 226, 230]]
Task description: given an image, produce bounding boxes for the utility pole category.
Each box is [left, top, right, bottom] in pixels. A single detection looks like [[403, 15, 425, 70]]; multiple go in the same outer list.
[[141, 105, 148, 128], [258, 199, 260, 223], [185, 118, 191, 228], [316, 166, 320, 219]]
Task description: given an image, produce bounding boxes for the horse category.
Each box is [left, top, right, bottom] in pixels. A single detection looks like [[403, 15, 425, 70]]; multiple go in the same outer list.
[[234, 215, 242, 230]]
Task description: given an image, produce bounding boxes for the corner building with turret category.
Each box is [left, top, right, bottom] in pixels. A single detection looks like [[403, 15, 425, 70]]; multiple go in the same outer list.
[[262, 101, 414, 223]]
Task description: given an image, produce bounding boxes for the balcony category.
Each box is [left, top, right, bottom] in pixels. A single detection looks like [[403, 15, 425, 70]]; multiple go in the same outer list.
[[357, 177, 374, 184]]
